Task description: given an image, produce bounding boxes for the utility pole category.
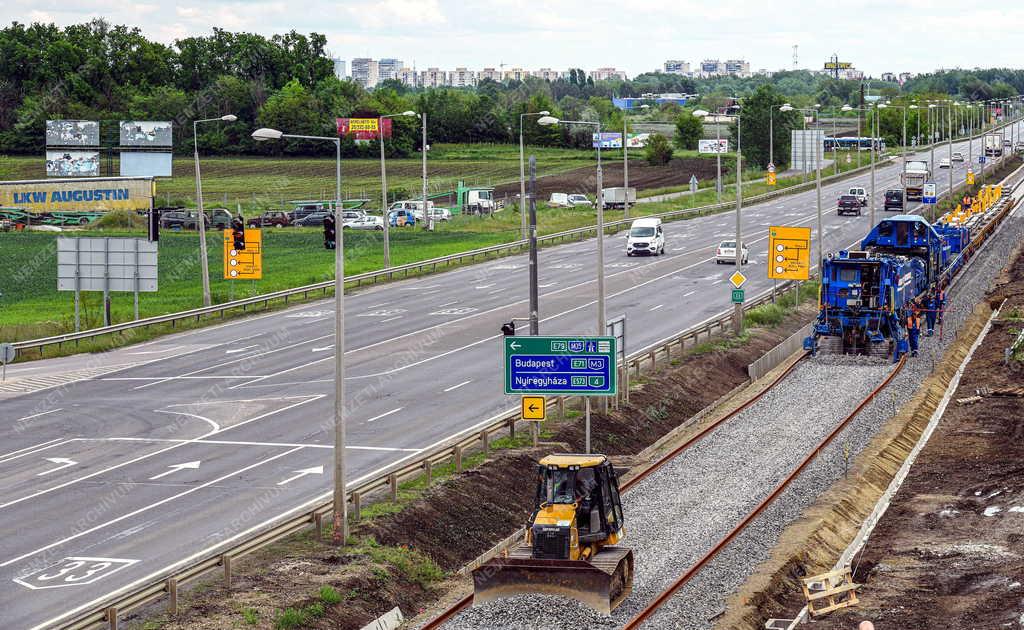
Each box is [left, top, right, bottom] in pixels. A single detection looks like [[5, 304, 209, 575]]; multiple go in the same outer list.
[[528, 156, 539, 336]]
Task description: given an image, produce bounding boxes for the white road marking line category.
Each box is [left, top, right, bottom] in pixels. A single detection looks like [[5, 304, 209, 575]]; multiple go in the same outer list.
[[103, 376, 273, 381], [435, 300, 459, 308], [35, 457, 77, 476], [277, 465, 323, 486], [488, 288, 504, 294], [225, 345, 259, 355], [398, 284, 440, 291], [153, 410, 221, 433], [368, 302, 390, 308], [312, 346, 333, 352], [443, 380, 472, 392], [366, 408, 403, 423], [0, 438, 66, 462], [381, 315, 403, 323], [474, 284, 495, 289], [0, 396, 323, 511], [125, 345, 184, 355], [649, 304, 664, 311], [683, 291, 696, 297], [1, 446, 305, 568], [13, 409, 63, 424], [90, 437, 421, 452]]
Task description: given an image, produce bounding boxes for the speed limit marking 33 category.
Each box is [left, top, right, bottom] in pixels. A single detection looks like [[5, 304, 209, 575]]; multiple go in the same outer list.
[[13, 557, 139, 590]]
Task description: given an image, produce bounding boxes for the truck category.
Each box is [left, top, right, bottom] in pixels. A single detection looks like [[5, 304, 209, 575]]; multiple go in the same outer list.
[[0, 176, 155, 225], [984, 134, 1003, 157], [901, 159, 930, 201], [455, 181, 496, 215], [601, 187, 637, 209]]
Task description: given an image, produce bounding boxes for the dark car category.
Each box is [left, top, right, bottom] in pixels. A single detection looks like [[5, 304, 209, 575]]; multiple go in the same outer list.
[[884, 189, 904, 212], [292, 211, 332, 227], [160, 208, 233, 230], [837, 194, 862, 216], [247, 211, 291, 228], [289, 203, 333, 223]]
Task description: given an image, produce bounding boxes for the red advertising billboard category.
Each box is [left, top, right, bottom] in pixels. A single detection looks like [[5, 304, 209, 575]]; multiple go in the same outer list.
[[337, 117, 393, 140]]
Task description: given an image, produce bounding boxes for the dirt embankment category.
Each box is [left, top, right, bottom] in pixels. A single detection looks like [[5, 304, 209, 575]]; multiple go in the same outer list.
[[138, 305, 811, 630], [492, 156, 729, 200], [737, 246, 1024, 629]]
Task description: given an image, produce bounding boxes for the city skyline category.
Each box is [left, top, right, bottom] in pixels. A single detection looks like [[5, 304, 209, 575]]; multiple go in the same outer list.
[[3, 0, 1023, 78]]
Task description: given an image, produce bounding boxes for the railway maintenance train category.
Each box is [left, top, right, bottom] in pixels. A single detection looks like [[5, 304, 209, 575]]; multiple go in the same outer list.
[[804, 185, 1008, 360]]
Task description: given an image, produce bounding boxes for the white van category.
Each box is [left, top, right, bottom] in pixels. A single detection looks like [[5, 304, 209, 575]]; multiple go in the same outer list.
[[549, 193, 593, 208], [625, 217, 664, 256]]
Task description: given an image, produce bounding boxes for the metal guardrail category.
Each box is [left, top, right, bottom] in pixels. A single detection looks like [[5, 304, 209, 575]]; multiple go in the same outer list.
[[58, 278, 799, 630], [12, 155, 888, 357]]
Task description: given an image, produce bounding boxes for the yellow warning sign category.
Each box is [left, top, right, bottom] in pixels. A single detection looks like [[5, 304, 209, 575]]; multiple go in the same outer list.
[[223, 229, 263, 280], [966, 170, 975, 185], [768, 225, 811, 281], [729, 270, 747, 289], [522, 396, 546, 421], [766, 171, 777, 186]]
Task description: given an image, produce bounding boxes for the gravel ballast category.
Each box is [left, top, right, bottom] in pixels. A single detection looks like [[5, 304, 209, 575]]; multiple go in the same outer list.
[[439, 207, 1024, 630]]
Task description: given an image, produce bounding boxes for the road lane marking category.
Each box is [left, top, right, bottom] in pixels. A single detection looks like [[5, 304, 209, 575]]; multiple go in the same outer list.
[[125, 346, 183, 355], [366, 408, 402, 423], [649, 304, 664, 311], [90, 437, 421, 452], [148, 461, 201, 480], [13, 409, 63, 424], [277, 465, 323, 486], [225, 345, 259, 355], [0, 396, 323, 511], [103, 376, 272, 381], [1, 446, 305, 568], [0, 438, 67, 463], [153, 410, 220, 433], [312, 346, 333, 352], [381, 315, 403, 323], [435, 300, 459, 308], [36, 458, 77, 476], [683, 291, 696, 297], [443, 380, 472, 392]]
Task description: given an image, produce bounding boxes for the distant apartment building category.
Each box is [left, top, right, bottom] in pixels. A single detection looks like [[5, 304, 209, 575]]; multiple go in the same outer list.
[[591, 67, 627, 81], [351, 58, 379, 88], [699, 59, 724, 76], [450, 67, 476, 87], [332, 58, 346, 80], [378, 58, 404, 82], [898, 72, 914, 84], [421, 67, 447, 88], [724, 59, 750, 77], [663, 59, 690, 75], [534, 68, 563, 81], [697, 59, 750, 78], [478, 67, 502, 82], [397, 67, 418, 87], [503, 67, 531, 82]]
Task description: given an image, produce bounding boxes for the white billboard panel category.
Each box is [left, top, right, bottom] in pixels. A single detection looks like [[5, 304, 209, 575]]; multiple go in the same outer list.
[[119, 121, 173, 147], [698, 139, 729, 154], [46, 120, 100, 146], [46, 151, 100, 177], [57, 238, 158, 293], [120, 152, 173, 177]]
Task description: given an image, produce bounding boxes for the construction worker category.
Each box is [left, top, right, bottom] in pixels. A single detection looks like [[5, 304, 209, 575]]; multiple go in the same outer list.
[[906, 307, 922, 357], [962, 194, 971, 209], [936, 286, 946, 326], [924, 289, 939, 336]]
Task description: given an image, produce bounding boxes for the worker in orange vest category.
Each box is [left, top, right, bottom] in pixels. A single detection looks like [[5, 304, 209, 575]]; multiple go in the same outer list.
[[906, 308, 921, 357]]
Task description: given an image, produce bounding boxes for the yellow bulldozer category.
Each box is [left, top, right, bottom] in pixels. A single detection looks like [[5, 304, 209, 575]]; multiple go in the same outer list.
[[471, 453, 634, 614]]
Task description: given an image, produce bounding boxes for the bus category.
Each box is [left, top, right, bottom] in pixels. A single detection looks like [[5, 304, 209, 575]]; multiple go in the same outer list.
[[824, 137, 885, 152]]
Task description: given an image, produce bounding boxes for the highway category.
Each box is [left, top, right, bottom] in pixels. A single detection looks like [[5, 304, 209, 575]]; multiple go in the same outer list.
[[0, 128, 1017, 628]]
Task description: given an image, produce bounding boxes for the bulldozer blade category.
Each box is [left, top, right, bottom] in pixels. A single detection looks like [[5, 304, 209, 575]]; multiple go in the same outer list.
[[471, 546, 633, 615]]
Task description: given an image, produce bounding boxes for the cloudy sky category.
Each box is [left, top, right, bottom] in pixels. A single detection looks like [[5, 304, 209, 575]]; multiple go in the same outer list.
[[4, 0, 1023, 77]]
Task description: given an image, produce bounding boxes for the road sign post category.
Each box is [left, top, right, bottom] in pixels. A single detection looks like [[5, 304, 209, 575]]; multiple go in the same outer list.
[[731, 289, 745, 303], [223, 229, 263, 280], [767, 225, 811, 281], [0, 342, 15, 382]]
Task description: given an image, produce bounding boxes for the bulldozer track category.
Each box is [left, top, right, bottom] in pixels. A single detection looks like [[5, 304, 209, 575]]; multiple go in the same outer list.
[[419, 355, 809, 629], [620, 355, 907, 629]]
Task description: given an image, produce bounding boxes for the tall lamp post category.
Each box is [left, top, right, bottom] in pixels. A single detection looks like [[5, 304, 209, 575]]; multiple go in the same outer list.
[[842, 104, 876, 225], [519, 111, 550, 239], [694, 107, 744, 333], [378, 111, 418, 268], [879, 102, 909, 214], [623, 103, 650, 220], [538, 115, 604, 450], [193, 114, 237, 307], [781, 104, 824, 277], [252, 127, 347, 544]]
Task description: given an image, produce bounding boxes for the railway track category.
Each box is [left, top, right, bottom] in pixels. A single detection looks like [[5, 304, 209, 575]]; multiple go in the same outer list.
[[419, 354, 906, 630]]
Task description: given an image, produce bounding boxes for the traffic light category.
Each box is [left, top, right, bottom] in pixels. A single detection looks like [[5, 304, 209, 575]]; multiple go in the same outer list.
[[323, 213, 336, 250], [231, 217, 245, 250], [501, 321, 516, 336], [148, 208, 160, 242]]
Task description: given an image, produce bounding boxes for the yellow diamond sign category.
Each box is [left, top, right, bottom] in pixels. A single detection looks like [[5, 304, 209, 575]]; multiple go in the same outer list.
[[729, 270, 747, 289]]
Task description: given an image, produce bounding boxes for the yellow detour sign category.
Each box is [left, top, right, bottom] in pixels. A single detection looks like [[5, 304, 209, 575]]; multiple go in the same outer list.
[[223, 229, 263, 280], [966, 170, 975, 185], [522, 396, 546, 421], [768, 225, 811, 280], [766, 171, 777, 186]]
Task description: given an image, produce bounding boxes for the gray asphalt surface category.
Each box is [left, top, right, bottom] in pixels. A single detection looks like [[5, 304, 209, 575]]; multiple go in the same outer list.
[[0, 128, 1017, 629]]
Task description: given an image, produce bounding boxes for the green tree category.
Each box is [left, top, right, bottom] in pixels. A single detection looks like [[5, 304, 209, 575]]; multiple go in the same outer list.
[[674, 111, 703, 150], [644, 133, 673, 165], [729, 84, 798, 169]]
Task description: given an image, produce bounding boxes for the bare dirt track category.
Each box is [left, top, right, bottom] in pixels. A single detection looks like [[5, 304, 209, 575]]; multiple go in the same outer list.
[[806, 248, 1024, 629]]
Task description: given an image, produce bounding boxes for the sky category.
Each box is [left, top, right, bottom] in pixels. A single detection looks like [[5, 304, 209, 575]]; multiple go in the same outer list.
[[4, 0, 1024, 78]]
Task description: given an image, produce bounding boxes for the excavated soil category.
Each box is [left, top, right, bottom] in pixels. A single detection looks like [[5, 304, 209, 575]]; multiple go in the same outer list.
[[130, 306, 812, 630], [492, 157, 728, 201], [758, 246, 1024, 629]]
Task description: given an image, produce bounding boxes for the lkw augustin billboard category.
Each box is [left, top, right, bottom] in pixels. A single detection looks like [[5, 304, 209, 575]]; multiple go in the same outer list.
[[0, 177, 155, 212], [337, 118, 393, 141]]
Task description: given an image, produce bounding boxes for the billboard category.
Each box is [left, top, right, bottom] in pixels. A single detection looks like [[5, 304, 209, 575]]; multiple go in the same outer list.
[[698, 139, 729, 154], [0, 177, 155, 212], [46, 120, 100, 146], [337, 117, 393, 140], [590, 132, 651, 149], [57, 237, 158, 293], [119, 121, 173, 147], [824, 61, 853, 70], [120, 152, 173, 177], [46, 151, 100, 177]]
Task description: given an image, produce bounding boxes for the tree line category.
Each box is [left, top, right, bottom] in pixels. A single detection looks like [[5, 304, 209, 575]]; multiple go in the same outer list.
[[0, 20, 1018, 163]]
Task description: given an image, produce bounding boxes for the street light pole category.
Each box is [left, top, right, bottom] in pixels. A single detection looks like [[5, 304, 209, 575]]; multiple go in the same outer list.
[[377, 111, 418, 267], [193, 115, 236, 307], [519, 111, 550, 240], [734, 113, 743, 333], [422, 111, 430, 231], [252, 128, 346, 543]]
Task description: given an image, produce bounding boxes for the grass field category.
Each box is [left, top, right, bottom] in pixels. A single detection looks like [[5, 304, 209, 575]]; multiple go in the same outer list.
[[0, 144, 598, 212]]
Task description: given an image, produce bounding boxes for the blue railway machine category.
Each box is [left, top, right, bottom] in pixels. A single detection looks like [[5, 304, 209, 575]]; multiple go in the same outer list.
[[805, 184, 1012, 360]]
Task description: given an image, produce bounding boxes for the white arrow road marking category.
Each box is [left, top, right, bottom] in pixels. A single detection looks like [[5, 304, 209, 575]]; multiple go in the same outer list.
[[225, 345, 258, 355], [148, 461, 201, 481], [366, 407, 402, 423], [312, 346, 334, 353], [277, 465, 324, 486], [37, 458, 77, 476]]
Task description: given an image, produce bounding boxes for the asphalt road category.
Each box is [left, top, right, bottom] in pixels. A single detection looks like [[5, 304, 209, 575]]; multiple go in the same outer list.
[[0, 128, 1018, 629]]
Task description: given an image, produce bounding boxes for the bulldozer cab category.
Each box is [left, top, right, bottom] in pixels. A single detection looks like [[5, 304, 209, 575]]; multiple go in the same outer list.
[[534, 455, 624, 545]]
